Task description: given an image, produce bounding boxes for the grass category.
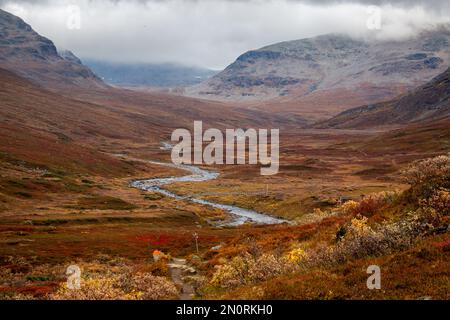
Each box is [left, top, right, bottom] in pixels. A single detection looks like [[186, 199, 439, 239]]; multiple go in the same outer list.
[[0, 127, 448, 300], [70, 195, 137, 211]]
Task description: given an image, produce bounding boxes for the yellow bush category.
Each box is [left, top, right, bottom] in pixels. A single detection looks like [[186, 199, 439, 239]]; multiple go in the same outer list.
[[340, 200, 359, 214], [210, 253, 294, 289], [346, 216, 372, 238], [285, 248, 308, 264], [51, 277, 125, 300]]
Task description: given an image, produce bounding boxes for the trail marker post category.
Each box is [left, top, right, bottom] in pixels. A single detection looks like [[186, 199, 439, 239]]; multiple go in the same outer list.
[[193, 232, 199, 254]]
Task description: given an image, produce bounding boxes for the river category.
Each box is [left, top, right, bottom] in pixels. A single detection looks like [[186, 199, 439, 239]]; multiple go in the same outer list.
[[130, 160, 286, 227]]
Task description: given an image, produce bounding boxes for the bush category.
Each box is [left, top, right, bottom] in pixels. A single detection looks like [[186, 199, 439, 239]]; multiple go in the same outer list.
[[419, 189, 450, 216], [285, 248, 308, 264], [51, 272, 178, 300], [210, 253, 293, 289], [51, 277, 125, 300], [339, 191, 399, 216], [340, 200, 359, 214], [128, 273, 178, 300], [402, 154, 450, 198], [311, 208, 441, 267]]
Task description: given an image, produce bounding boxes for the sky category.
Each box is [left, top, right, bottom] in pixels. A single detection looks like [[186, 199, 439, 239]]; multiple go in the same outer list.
[[1, 0, 449, 69]]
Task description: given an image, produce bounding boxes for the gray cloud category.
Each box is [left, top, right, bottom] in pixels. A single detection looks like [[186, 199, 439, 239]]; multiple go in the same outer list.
[[1, 0, 449, 69]]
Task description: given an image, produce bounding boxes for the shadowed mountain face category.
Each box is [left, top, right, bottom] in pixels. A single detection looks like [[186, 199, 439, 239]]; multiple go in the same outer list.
[[318, 67, 450, 129], [0, 9, 105, 90], [187, 31, 450, 107]]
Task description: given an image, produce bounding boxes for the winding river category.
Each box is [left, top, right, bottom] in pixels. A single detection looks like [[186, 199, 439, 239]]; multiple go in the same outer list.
[[130, 160, 286, 227]]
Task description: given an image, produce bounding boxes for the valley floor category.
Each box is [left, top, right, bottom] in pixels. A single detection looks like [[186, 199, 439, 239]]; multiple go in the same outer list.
[[0, 128, 448, 300]]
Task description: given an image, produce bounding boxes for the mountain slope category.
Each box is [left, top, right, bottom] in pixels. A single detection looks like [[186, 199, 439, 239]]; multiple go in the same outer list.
[[0, 65, 295, 177], [0, 9, 105, 89], [189, 31, 450, 100], [186, 30, 450, 119], [0, 67, 132, 175], [318, 67, 450, 129]]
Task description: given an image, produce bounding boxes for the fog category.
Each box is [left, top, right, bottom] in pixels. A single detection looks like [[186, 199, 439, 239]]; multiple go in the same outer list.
[[1, 0, 449, 69]]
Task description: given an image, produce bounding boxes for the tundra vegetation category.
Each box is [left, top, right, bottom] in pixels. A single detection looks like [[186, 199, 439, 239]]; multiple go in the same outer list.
[[0, 154, 448, 300]]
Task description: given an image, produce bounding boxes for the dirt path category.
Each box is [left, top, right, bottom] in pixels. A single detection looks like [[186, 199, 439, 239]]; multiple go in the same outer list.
[[168, 258, 196, 300]]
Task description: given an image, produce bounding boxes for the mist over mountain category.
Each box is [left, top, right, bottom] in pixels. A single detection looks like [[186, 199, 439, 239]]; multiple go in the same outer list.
[[187, 29, 450, 102], [83, 60, 218, 88]]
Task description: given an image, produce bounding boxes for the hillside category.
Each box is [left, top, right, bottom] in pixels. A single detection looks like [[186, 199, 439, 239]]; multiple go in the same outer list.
[[0, 66, 287, 169], [186, 30, 450, 120], [317, 67, 450, 129], [0, 9, 105, 89]]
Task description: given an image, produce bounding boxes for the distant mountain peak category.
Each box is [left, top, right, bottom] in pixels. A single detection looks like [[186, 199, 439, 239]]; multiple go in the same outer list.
[[186, 30, 450, 105]]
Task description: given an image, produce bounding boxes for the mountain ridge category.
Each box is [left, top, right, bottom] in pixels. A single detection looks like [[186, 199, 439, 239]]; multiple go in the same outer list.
[[0, 9, 105, 90], [316, 67, 450, 129], [186, 30, 450, 120]]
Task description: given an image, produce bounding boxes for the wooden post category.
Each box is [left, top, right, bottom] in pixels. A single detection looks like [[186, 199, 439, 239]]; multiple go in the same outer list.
[[193, 232, 199, 254]]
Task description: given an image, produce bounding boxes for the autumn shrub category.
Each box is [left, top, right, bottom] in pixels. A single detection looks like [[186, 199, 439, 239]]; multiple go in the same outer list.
[[419, 189, 450, 216], [311, 208, 440, 267], [146, 258, 170, 277], [131, 273, 178, 300], [51, 271, 179, 300], [210, 253, 294, 289], [340, 200, 359, 215], [51, 276, 125, 300], [402, 154, 450, 199], [49, 260, 178, 300], [1, 293, 36, 300], [285, 248, 309, 265], [339, 191, 399, 216]]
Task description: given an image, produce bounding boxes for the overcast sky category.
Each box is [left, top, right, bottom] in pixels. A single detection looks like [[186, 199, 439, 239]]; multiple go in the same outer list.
[[1, 0, 449, 69]]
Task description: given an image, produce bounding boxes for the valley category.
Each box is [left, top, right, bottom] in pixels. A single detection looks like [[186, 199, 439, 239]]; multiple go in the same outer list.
[[0, 7, 448, 301]]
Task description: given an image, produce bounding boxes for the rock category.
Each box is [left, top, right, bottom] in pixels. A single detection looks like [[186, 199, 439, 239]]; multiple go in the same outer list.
[[211, 245, 222, 251]]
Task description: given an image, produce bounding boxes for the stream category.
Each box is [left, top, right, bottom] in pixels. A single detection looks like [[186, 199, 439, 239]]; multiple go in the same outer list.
[[130, 160, 286, 227]]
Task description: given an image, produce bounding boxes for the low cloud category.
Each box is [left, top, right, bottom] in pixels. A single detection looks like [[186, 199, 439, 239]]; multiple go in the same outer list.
[[1, 0, 449, 69]]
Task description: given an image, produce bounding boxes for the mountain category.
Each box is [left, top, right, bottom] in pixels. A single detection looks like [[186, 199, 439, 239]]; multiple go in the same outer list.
[[0, 9, 105, 89], [0, 64, 289, 175], [317, 67, 450, 129], [0, 9, 294, 176], [186, 30, 450, 119], [84, 60, 217, 88]]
